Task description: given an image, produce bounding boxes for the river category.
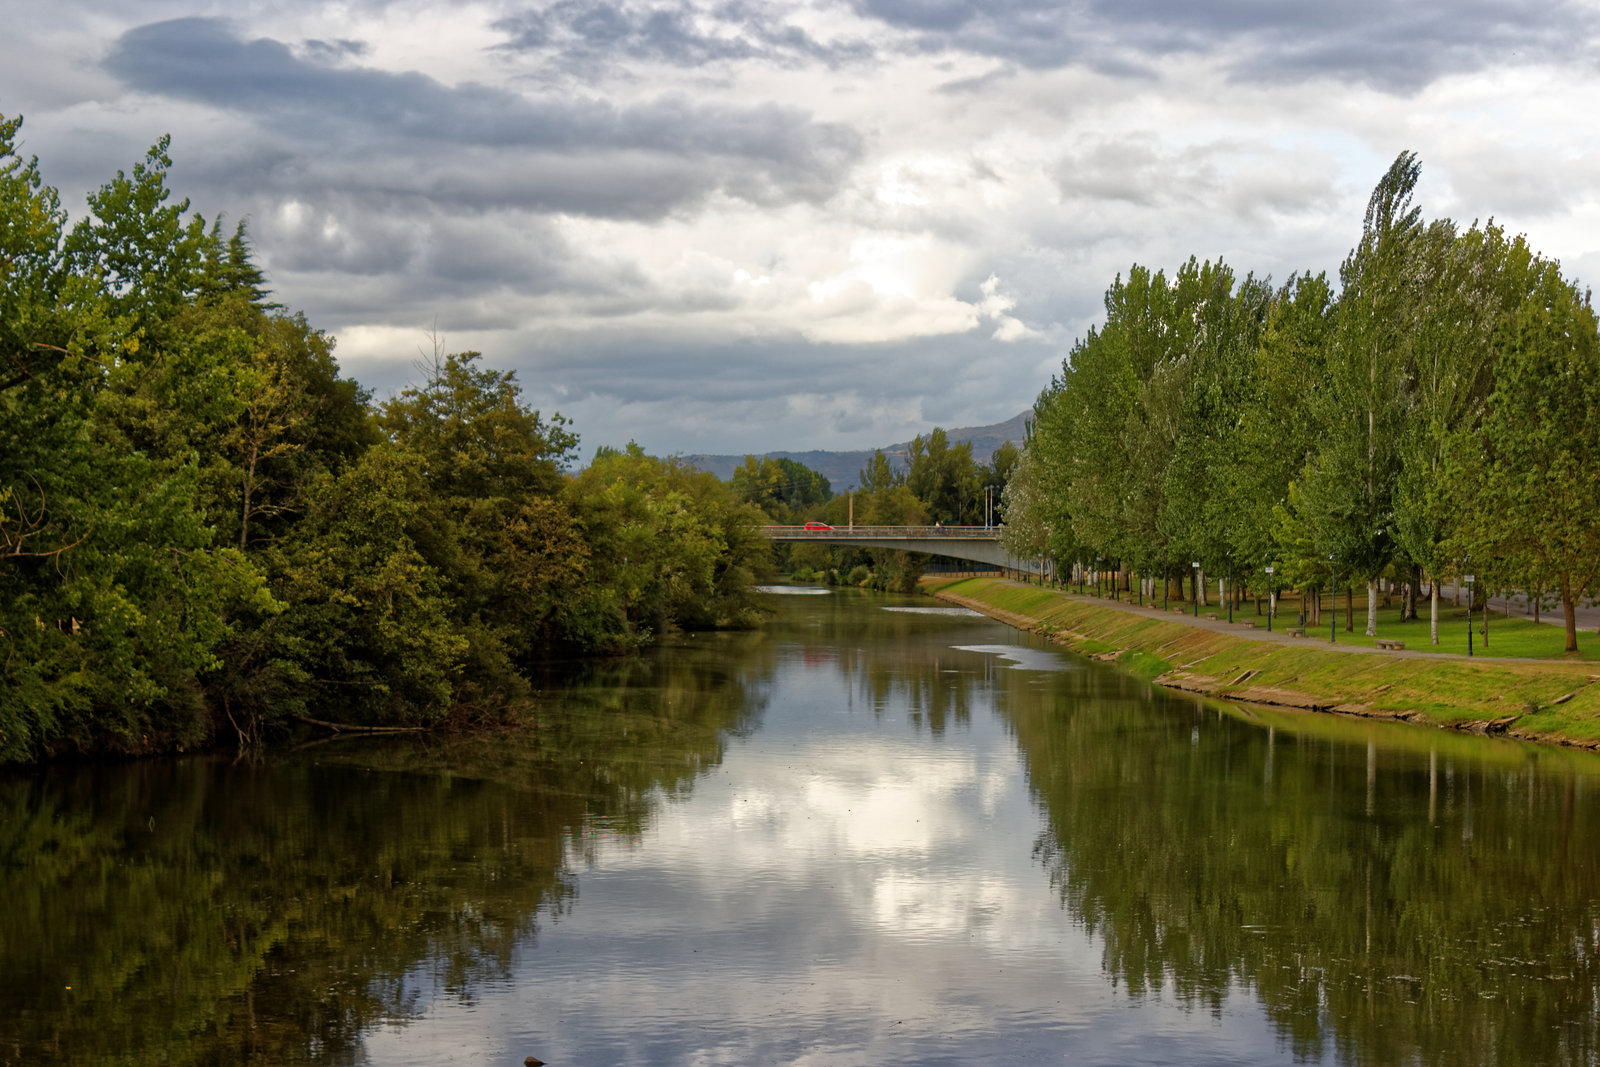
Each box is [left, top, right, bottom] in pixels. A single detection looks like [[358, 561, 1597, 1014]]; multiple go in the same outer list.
[[4, 588, 1600, 1065]]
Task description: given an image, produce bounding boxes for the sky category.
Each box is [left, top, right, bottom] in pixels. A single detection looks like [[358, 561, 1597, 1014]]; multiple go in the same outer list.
[[5, 0, 1599, 459]]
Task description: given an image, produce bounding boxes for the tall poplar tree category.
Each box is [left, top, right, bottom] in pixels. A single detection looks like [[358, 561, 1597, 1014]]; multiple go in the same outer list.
[[1443, 262, 1600, 652]]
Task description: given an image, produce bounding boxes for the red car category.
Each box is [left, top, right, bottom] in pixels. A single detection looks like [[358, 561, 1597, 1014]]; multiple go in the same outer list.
[[804, 521, 834, 531]]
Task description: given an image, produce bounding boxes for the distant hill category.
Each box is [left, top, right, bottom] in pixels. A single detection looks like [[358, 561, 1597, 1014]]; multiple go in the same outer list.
[[683, 411, 1030, 492]]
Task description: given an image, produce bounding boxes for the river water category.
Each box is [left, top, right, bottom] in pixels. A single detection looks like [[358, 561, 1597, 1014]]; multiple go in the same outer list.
[[6, 588, 1600, 1066]]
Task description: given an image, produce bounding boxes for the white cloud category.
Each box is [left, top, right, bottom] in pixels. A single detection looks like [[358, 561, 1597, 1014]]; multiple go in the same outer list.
[[3, 0, 1597, 454]]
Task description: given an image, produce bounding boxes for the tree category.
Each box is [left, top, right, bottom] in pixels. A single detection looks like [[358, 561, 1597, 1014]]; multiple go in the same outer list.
[[572, 445, 768, 643], [730, 455, 832, 521], [857, 449, 904, 492], [1392, 219, 1539, 642], [62, 135, 209, 336], [1289, 152, 1423, 636], [906, 427, 981, 524], [1443, 262, 1600, 652]]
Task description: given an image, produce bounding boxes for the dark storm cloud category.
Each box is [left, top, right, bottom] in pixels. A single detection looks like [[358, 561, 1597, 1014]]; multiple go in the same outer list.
[[492, 0, 873, 71], [852, 0, 1598, 91], [103, 17, 863, 219]]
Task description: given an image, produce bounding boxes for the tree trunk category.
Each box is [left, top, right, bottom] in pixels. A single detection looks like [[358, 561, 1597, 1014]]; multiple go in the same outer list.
[[1430, 581, 1439, 645], [1562, 574, 1578, 653], [1345, 584, 1354, 632], [1366, 579, 1377, 637]]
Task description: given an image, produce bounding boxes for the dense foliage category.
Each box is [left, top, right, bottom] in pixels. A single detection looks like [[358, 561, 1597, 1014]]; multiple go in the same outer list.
[[1009, 152, 1600, 651], [0, 116, 770, 762]]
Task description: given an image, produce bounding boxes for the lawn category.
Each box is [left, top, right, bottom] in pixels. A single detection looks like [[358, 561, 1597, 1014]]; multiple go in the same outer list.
[[1240, 589, 1600, 662]]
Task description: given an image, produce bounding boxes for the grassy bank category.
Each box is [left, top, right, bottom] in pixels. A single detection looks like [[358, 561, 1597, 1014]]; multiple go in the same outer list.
[[927, 576, 1600, 748]]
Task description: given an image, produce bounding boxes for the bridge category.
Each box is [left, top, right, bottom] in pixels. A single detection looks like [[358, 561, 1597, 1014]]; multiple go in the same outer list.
[[759, 525, 1050, 577]]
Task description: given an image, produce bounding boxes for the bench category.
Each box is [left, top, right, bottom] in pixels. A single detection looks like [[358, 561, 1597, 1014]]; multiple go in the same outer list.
[[1376, 638, 1406, 651], [1240, 620, 1257, 628], [1205, 613, 1219, 620], [1287, 627, 1306, 638], [1171, 607, 1189, 614]]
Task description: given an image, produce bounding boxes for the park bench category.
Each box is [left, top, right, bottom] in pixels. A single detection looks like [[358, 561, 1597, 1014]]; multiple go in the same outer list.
[[1240, 620, 1257, 628], [1287, 627, 1306, 637], [1205, 612, 1219, 620], [1376, 638, 1406, 651]]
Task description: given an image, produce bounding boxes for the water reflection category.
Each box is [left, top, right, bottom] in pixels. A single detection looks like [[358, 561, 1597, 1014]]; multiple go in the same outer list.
[[1005, 677, 1600, 1067], [7, 591, 1600, 1066], [953, 643, 1077, 671], [0, 650, 764, 1066]]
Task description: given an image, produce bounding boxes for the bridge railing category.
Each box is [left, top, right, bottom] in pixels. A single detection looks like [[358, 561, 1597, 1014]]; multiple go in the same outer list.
[[759, 525, 1000, 539]]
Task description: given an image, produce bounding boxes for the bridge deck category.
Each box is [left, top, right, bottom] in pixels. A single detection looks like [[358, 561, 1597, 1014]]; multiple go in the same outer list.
[[758, 525, 1042, 573], [760, 525, 999, 541]]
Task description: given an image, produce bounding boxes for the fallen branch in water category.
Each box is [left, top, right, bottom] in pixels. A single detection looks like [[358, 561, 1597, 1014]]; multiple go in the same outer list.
[[293, 714, 427, 734]]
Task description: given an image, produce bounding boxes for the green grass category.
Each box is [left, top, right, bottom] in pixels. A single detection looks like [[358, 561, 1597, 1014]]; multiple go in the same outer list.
[[1257, 590, 1600, 661], [930, 576, 1600, 748]]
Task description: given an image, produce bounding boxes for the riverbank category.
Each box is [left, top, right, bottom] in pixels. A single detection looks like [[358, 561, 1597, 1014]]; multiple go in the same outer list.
[[928, 576, 1600, 748]]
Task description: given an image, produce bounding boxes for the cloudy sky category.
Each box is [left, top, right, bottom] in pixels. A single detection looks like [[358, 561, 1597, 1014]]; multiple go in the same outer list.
[[5, 0, 1599, 458]]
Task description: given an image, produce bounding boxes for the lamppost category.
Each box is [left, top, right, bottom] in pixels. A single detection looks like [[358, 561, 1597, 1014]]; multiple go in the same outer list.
[[1192, 561, 1201, 617], [1095, 557, 1103, 597], [1264, 564, 1276, 633], [1329, 554, 1337, 644], [1464, 570, 1476, 657]]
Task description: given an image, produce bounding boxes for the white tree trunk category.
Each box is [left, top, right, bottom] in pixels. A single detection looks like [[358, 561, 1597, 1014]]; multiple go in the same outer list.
[[1430, 581, 1440, 645], [1366, 579, 1378, 637]]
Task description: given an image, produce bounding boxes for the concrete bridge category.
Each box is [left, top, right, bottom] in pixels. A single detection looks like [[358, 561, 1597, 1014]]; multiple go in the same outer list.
[[759, 525, 1051, 578]]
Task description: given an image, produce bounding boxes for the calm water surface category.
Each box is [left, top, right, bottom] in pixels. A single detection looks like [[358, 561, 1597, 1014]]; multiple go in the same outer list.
[[6, 589, 1600, 1065]]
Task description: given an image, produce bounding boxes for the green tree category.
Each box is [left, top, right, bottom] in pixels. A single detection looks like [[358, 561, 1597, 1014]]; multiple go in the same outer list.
[[1392, 219, 1540, 642], [62, 135, 209, 337], [730, 455, 832, 521], [1442, 262, 1600, 652], [857, 448, 904, 492], [572, 444, 769, 645], [1290, 153, 1422, 636], [906, 427, 982, 525]]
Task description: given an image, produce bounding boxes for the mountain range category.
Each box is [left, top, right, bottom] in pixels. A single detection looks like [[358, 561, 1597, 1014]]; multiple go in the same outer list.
[[683, 411, 1030, 492]]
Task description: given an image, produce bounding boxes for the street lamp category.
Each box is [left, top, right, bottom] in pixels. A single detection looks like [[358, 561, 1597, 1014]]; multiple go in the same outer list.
[[1264, 564, 1276, 633], [1192, 561, 1201, 617], [1464, 570, 1476, 657]]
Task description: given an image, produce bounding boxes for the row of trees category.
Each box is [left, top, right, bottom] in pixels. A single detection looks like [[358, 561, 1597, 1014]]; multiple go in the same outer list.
[[1002, 152, 1600, 651], [0, 116, 770, 762]]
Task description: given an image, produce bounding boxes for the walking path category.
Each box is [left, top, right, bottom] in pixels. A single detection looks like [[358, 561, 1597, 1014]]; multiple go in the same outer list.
[[1434, 583, 1600, 632], [974, 582, 1577, 665]]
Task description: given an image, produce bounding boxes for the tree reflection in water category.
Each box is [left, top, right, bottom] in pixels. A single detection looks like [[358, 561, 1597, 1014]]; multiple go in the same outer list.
[[1005, 661, 1600, 1067], [9, 592, 1600, 1067], [0, 647, 766, 1066]]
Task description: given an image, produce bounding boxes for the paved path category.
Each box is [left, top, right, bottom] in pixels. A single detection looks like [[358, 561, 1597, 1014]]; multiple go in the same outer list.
[[959, 581, 1586, 666], [1434, 583, 1600, 633]]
